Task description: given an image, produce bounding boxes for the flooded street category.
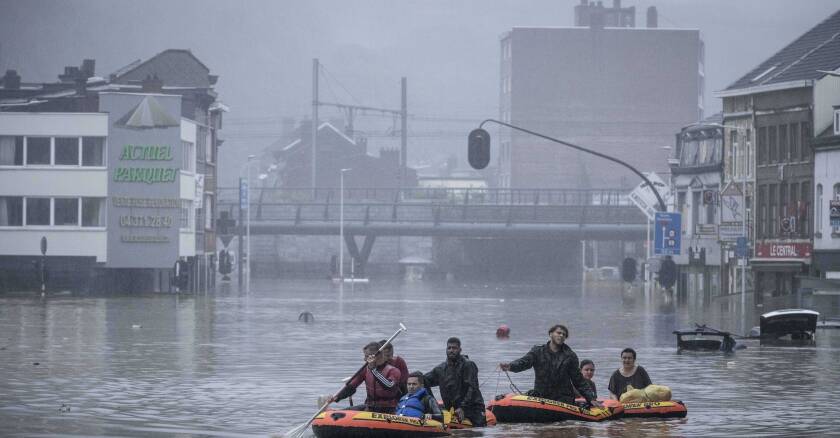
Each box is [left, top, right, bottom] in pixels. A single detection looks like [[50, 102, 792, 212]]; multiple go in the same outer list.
[[2, 279, 840, 437]]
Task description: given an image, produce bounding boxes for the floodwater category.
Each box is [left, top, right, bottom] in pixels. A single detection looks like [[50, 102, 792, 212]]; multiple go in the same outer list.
[[1, 278, 840, 437]]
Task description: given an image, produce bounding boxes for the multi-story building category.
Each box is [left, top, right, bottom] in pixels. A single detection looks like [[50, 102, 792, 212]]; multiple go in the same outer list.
[[715, 9, 840, 303], [812, 103, 840, 285], [0, 50, 226, 292], [498, 1, 703, 189], [669, 114, 723, 304]]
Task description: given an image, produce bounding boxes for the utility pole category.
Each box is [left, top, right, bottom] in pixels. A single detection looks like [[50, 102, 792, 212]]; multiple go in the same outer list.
[[311, 58, 319, 193]]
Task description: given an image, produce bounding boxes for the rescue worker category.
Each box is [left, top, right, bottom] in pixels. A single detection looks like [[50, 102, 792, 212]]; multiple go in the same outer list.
[[330, 341, 402, 413], [424, 337, 487, 426], [396, 372, 444, 422]]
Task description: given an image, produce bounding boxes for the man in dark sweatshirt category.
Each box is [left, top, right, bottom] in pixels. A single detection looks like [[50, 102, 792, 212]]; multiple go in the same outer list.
[[500, 324, 600, 407], [424, 337, 486, 426]]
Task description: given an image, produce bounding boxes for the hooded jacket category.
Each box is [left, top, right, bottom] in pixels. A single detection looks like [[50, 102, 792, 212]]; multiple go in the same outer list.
[[509, 342, 595, 404]]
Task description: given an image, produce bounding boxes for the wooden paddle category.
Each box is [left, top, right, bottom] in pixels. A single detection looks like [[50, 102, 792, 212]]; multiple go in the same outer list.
[[283, 323, 407, 438]]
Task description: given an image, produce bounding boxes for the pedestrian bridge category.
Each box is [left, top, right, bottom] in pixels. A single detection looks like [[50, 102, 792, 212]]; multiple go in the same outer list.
[[216, 187, 647, 240]]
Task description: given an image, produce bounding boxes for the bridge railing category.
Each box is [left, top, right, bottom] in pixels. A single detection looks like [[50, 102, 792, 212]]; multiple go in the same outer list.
[[218, 187, 632, 206]]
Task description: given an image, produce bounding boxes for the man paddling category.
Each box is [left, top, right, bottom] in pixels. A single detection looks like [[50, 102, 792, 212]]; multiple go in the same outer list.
[[380, 339, 409, 395], [500, 324, 600, 407], [330, 341, 402, 413], [424, 337, 487, 426]]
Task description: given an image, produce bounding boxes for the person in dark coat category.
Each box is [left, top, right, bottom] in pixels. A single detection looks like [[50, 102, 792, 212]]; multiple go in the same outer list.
[[331, 341, 402, 413], [500, 324, 600, 407], [424, 337, 487, 426], [396, 372, 444, 422]]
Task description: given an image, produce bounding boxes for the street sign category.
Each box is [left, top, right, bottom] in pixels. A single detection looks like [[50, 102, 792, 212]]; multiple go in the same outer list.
[[628, 172, 671, 220], [735, 236, 747, 258], [720, 182, 744, 242], [654, 212, 681, 255], [830, 200, 840, 227], [239, 178, 248, 210]]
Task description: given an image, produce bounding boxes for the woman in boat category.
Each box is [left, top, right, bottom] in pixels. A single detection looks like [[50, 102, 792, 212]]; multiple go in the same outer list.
[[607, 348, 651, 400], [574, 359, 597, 399]]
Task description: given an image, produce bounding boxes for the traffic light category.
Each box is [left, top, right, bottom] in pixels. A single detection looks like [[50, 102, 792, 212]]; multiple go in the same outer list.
[[621, 257, 637, 283], [658, 257, 677, 289], [468, 128, 491, 169]]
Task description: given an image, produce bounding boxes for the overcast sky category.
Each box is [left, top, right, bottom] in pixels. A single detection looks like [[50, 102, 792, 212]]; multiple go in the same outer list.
[[2, 0, 838, 184]]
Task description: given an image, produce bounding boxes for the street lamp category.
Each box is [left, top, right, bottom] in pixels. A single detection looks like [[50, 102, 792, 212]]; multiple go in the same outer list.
[[339, 168, 352, 279], [242, 154, 258, 293]]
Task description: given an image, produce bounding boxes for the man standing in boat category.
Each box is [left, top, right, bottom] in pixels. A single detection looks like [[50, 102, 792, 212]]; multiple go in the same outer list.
[[424, 337, 487, 426], [500, 324, 600, 407], [330, 341, 402, 413]]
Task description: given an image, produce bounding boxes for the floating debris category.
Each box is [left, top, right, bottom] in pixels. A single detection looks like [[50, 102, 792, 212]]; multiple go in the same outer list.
[[131, 324, 142, 329]]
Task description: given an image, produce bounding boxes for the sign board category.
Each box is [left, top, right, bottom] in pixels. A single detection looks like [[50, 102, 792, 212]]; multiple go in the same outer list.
[[695, 224, 718, 236], [195, 174, 205, 208], [101, 93, 183, 268], [654, 212, 681, 255], [735, 237, 748, 258], [754, 242, 812, 259], [628, 172, 671, 220], [719, 183, 745, 241], [831, 200, 840, 227]]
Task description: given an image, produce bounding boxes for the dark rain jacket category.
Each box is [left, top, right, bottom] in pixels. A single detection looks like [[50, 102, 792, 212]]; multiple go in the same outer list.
[[509, 342, 595, 404], [424, 354, 485, 413]]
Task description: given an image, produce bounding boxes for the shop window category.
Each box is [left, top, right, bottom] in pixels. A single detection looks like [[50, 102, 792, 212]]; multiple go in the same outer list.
[[55, 137, 80, 165], [54, 198, 79, 226], [26, 137, 51, 165], [82, 137, 105, 166], [82, 198, 106, 227], [0, 196, 23, 226], [0, 136, 23, 165], [25, 197, 50, 225]]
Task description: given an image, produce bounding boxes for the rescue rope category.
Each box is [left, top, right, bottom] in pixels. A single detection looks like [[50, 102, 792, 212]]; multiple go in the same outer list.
[[503, 370, 523, 394]]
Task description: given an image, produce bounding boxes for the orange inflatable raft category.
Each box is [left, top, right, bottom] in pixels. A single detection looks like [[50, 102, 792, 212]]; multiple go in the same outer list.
[[602, 399, 687, 418], [441, 408, 497, 429], [312, 410, 450, 438], [488, 393, 623, 423]]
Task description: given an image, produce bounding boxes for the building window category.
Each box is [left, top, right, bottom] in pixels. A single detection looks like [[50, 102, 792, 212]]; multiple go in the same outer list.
[[780, 184, 788, 233], [769, 184, 777, 236], [204, 195, 213, 230], [0, 196, 23, 226], [789, 123, 799, 162], [181, 141, 195, 172], [757, 126, 767, 165], [778, 125, 787, 162], [758, 185, 766, 238], [706, 193, 716, 224], [25, 197, 51, 225], [180, 200, 192, 230], [835, 110, 840, 135], [0, 136, 24, 165], [801, 182, 810, 236], [745, 129, 752, 177], [816, 184, 823, 234], [801, 122, 811, 162], [768, 126, 777, 164], [54, 198, 79, 226], [833, 183, 840, 234], [26, 137, 51, 165], [82, 137, 105, 166], [790, 182, 799, 235], [55, 137, 80, 165], [82, 198, 106, 227]]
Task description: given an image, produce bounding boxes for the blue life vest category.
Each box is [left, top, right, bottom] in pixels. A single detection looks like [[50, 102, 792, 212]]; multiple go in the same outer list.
[[396, 388, 428, 418]]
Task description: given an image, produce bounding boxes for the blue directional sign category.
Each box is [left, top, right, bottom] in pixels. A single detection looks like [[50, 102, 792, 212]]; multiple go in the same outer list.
[[735, 236, 748, 258], [239, 178, 248, 210], [654, 212, 681, 256]]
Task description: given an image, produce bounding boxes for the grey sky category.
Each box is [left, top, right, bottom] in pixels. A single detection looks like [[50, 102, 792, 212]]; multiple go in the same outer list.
[[1, 0, 837, 184]]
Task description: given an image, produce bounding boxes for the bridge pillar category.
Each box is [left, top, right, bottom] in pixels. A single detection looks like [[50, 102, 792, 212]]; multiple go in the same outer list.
[[343, 234, 376, 278]]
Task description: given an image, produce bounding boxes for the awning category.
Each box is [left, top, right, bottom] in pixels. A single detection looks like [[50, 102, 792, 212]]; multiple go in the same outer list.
[[750, 259, 807, 272]]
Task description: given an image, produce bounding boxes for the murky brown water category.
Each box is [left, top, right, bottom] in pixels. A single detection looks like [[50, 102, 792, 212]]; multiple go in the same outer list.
[[1, 279, 839, 437]]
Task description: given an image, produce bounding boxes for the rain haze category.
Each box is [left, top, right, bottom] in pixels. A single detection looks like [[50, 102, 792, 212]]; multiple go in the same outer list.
[[3, 1, 840, 437]]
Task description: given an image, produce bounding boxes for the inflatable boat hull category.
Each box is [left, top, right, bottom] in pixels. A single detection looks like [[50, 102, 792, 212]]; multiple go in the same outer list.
[[312, 410, 450, 438], [488, 394, 622, 423]]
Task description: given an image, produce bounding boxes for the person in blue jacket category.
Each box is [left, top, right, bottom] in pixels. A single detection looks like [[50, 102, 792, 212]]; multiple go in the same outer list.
[[396, 372, 444, 422]]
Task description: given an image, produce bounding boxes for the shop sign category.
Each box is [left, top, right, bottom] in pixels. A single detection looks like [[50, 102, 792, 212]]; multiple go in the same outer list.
[[754, 242, 812, 259], [695, 224, 718, 236]]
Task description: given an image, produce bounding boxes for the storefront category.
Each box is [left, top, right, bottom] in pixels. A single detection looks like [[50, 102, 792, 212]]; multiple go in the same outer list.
[[752, 241, 812, 304]]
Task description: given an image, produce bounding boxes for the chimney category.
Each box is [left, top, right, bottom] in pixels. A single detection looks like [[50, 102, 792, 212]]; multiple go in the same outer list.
[[81, 59, 95, 78], [141, 74, 164, 93], [59, 66, 80, 83], [2, 70, 21, 90], [647, 6, 658, 28]]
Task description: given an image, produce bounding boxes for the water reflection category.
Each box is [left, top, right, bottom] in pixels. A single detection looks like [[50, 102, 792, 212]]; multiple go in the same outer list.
[[0, 279, 838, 437]]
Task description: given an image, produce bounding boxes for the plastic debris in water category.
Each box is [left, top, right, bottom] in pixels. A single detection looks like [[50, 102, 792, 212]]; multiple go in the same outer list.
[[131, 324, 142, 329]]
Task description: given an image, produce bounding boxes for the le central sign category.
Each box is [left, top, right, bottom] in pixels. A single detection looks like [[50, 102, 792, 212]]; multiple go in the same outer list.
[[754, 242, 812, 259]]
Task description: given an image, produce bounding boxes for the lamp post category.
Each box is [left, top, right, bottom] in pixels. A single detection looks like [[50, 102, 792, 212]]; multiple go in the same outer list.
[[339, 168, 351, 279], [242, 154, 258, 293]]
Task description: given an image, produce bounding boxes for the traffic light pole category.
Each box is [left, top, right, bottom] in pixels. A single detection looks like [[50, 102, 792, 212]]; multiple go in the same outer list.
[[476, 119, 668, 212]]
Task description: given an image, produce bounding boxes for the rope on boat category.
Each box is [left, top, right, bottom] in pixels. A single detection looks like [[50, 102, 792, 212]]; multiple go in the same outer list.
[[503, 370, 523, 394]]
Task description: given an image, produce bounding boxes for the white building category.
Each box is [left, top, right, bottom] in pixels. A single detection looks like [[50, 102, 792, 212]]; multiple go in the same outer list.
[[812, 105, 840, 284]]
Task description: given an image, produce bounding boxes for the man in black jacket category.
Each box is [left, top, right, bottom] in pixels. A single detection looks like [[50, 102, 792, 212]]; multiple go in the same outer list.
[[500, 324, 600, 407], [424, 337, 486, 426]]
